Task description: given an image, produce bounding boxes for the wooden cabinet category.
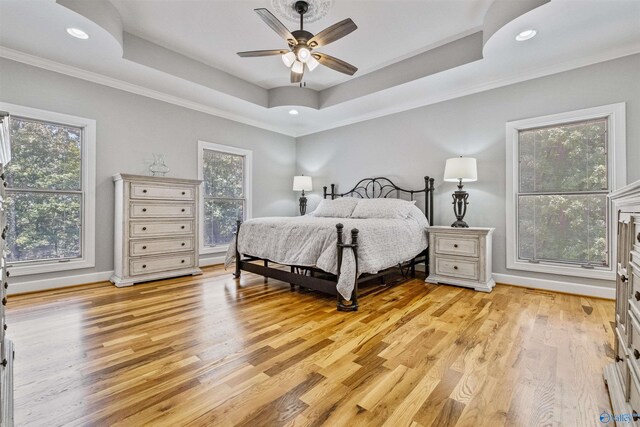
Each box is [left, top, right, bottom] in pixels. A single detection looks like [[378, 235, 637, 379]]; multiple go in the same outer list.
[[605, 181, 640, 424], [0, 111, 13, 426], [425, 226, 495, 292], [111, 174, 203, 287]]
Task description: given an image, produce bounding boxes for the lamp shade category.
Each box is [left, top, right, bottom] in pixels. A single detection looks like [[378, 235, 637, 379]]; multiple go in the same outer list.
[[443, 157, 477, 182], [293, 175, 313, 192]]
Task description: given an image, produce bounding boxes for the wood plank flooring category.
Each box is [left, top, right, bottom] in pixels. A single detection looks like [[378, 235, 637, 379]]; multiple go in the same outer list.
[[7, 265, 615, 426]]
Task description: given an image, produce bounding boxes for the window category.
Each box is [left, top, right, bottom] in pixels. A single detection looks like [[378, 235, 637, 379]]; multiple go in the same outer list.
[[506, 103, 626, 280], [198, 141, 252, 253], [0, 103, 96, 276]]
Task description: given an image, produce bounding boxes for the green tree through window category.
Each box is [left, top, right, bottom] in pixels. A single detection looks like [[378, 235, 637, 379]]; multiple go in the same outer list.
[[517, 118, 609, 266], [202, 149, 245, 246], [6, 117, 83, 263]]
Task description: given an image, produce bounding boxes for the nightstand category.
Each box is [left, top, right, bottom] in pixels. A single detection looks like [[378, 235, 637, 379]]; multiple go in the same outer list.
[[425, 226, 495, 292]]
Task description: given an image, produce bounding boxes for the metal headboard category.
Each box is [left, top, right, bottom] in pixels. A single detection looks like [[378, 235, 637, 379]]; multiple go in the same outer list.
[[323, 176, 435, 226]]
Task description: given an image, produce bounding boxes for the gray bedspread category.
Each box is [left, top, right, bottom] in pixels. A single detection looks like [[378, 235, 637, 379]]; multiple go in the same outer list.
[[225, 212, 428, 300]]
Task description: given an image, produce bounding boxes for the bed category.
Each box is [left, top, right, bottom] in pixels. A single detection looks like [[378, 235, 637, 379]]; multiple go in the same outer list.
[[225, 176, 435, 311]]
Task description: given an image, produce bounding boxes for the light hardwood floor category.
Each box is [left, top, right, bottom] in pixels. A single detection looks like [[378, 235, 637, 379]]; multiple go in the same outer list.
[[7, 265, 615, 426]]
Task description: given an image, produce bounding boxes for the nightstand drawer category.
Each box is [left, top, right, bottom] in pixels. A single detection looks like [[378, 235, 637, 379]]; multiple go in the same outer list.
[[435, 235, 479, 257], [435, 256, 479, 281]]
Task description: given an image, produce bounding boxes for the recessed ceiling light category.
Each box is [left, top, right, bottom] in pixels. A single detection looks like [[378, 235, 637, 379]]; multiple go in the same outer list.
[[515, 29, 537, 41], [66, 28, 89, 40], [289, 109, 299, 115]]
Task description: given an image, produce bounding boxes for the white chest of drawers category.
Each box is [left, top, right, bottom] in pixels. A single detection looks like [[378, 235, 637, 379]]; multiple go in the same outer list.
[[111, 174, 203, 287], [604, 180, 640, 425], [425, 226, 495, 292]]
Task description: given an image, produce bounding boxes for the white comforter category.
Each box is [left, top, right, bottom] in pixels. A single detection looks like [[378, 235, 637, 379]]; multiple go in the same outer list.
[[225, 213, 428, 300]]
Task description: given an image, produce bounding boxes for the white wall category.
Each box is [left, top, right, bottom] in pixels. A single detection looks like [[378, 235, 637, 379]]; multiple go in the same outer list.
[[296, 53, 640, 291], [0, 58, 297, 291]]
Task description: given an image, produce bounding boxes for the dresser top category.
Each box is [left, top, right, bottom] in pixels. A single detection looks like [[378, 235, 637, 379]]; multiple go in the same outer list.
[[113, 173, 202, 185]]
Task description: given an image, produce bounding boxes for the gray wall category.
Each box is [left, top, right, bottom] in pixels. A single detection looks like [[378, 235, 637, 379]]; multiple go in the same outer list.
[[297, 53, 640, 289], [0, 58, 297, 284]]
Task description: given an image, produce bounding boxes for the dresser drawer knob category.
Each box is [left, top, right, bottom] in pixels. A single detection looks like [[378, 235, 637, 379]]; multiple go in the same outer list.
[[3, 282, 7, 290], [181, 243, 185, 246], [142, 208, 147, 212], [453, 266, 458, 270], [634, 349, 640, 360], [142, 189, 147, 193], [637, 232, 640, 243], [181, 226, 185, 229], [453, 244, 458, 248], [1, 359, 6, 367], [3, 324, 6, 331], [616, 355, 623, 362], [142, 227, 147, 231], [622, 275, 628, 283], [181, 260, 185, 263], [635, 291, 640, 301], [142, 264, 147, 269], [6, 271, 9, 278], [2, 297, 6, 306], [633, 410, 640, 421], [142, 246, 147, 250], [182, 191, 186, 195]]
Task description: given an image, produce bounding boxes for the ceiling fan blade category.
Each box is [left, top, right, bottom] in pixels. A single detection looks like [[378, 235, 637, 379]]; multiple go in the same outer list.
[[254, 8, 297, 46], [308, 18, 357, 48], [291, 68, 304, 84], [237, 49, 289, 57], [314, 53, 358, 76]]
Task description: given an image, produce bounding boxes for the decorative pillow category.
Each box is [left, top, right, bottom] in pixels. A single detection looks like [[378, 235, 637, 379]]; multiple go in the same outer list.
[[312, 198, 359, 218], [350, 198, 416, 219]]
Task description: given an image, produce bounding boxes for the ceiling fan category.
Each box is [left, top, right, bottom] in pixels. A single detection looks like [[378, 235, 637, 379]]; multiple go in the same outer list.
[[237, 0, 358, 84]]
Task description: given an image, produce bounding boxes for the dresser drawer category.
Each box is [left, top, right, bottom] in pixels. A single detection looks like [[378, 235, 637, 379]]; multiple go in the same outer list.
[[630, 268, 640, 322], [617, 333, 631, 400], [129, 220, 194, 238], [629, 358, 640, 419], [633, 215, 640, 252], [130, 237, 194, 256], [435, 235, 479, 257], [129, 253, 195, 276], [130, 202, 195, 218], [130, 182, 195, 201], [435, 256, 479, 281]]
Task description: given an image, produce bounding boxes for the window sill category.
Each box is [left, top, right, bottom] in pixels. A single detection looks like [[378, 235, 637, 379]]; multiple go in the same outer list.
[[6, 257, 95, 277], [507, 259, 615, 281]]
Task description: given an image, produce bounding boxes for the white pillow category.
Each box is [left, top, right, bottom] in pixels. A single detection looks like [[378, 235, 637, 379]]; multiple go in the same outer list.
[[350, 198, 416, 219], [312, 198, 359, 218]]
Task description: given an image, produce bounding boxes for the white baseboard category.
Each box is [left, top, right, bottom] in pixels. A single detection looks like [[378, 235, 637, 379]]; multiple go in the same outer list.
[[199, 254, 226, 267], [8, 270, 113, 295], [493, 273, 615, 300], [7, 255, 227, 295]]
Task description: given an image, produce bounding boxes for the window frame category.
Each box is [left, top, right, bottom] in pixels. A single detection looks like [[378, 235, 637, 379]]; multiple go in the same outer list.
[[0, 102, 96, 276], [505, 103, 626, 280], [197, 140, 252, 255]]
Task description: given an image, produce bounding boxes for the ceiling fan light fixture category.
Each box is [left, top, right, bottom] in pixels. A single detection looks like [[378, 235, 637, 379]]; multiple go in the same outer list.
[[282, 51, 296, 67], [306, 55, 319, 71], [297, 47, 311, 63], [292, 60, 304, 74]]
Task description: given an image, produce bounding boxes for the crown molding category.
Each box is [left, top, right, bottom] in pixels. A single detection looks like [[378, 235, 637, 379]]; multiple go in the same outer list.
[[0, 46, 296, 137], [1, 43, 639, 139], [295, 43, 640, 137]]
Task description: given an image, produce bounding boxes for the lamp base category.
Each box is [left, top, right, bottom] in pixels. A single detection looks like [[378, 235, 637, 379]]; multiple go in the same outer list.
[[298, 191, 307, 216], [450, 183, 470, 228], [451, 219, 469, 228]]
